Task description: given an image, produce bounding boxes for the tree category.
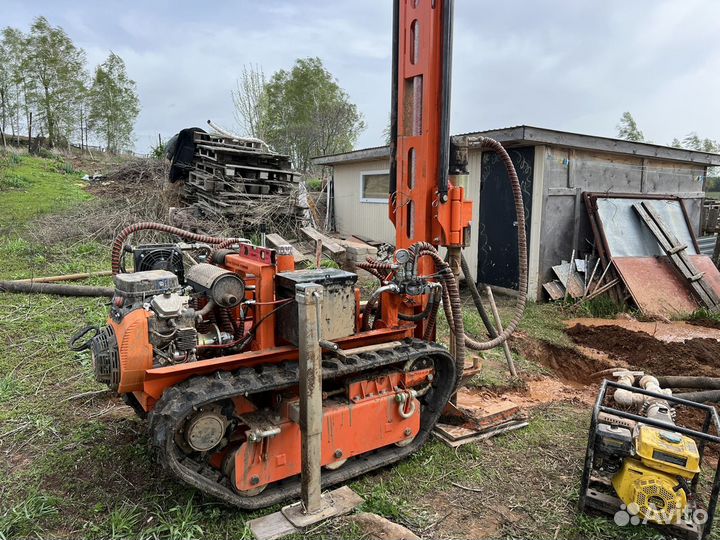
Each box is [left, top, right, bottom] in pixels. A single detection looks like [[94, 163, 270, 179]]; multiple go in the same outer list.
[[232, 64, 266, 140], [617, 111, 644, 142], [24, 17, 87, 147], [1, 27, 30, 145], [88, 52, 140, 153], [0, 37, 11, 147], [260, 57, 365, 172]]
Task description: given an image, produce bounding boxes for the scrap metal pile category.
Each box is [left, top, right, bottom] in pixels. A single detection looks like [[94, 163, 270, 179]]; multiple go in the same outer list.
[[168, 126, 305, 236], [544, 192, 720, 318]]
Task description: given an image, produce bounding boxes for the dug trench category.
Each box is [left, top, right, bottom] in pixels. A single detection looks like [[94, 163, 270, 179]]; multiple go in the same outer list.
[[500, 319, 720, 435]]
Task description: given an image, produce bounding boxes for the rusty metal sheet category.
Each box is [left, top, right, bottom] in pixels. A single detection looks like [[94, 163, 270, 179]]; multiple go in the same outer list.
[[613, 255, 720, 317]]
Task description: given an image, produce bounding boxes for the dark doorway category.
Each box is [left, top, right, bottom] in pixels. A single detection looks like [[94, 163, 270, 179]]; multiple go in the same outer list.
[[477, 146, 534, 290]]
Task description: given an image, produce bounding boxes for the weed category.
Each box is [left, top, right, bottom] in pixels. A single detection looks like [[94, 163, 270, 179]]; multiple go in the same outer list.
[[140, 499, 204, 540], [305, 178, 323, 191], [0, 173, 31, 191], [688, 307, 720, 324], [90, 503, 143, 540], [577, 295, 623, 318], [0, 374, 23, 403], [0, 493, 59, 540]]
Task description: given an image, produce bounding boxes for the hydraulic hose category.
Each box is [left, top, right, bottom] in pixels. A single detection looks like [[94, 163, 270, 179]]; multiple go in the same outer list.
[[111, 222, 248, 275], [408, 242, 466, 387], [425, 137, 527, 353], [457, 137, 528, 351], [362, 284, 399, 331]]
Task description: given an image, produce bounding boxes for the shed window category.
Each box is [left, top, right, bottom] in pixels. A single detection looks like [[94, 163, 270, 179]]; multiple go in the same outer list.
[[360, 170, 390, 203]]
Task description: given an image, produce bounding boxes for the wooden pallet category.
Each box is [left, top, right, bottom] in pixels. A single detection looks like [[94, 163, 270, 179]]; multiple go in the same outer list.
[[633, 201, 720, 310]]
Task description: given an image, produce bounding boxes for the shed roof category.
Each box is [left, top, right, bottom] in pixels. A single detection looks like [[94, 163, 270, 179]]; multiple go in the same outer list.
[[313, 125, 720, 167]]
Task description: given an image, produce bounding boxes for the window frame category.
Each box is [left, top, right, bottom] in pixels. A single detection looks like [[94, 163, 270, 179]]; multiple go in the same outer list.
[[359, 169, 391, 204]]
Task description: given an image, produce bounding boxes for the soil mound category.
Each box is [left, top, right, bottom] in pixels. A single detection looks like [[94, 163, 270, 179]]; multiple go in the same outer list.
[[566, 324, 720, 377]]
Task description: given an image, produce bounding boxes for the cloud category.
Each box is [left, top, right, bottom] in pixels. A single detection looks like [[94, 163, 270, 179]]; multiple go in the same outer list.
[[3, 0, 719, 153]]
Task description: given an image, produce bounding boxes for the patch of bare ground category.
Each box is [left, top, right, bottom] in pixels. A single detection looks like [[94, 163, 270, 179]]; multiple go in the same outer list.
[[566, 323, 720, 377]]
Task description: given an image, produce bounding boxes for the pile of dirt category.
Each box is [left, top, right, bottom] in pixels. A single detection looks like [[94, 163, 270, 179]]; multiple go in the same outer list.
[[567, 324, 720, 377], [688, 317, 720, 331]]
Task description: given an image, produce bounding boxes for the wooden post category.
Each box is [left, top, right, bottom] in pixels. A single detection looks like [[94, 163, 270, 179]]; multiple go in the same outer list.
[[296, 283, 324, 514], [713, 235, 720, 270], [486, 286, 517, 378]]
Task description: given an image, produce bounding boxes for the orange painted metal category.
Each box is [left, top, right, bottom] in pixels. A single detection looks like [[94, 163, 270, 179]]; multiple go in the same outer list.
[[346, 369, 433, 403], [223, 251, 277, 350], [276, 252, 295, 273], [110, 309, 153, 394], [140, 326, 415, 401], [232, 392, 420, 491]]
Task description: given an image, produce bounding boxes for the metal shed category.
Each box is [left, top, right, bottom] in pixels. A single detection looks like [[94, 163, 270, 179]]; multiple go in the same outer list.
[[313, 125, 720, 300]]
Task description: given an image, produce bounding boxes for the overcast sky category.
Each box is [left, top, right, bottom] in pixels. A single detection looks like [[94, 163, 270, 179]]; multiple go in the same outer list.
[[4, 0, 719, 153]]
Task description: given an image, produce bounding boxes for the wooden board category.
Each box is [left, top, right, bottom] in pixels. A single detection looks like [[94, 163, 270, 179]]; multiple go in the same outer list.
[[265, 233, 308, 264], [300, 227, 345, 257]]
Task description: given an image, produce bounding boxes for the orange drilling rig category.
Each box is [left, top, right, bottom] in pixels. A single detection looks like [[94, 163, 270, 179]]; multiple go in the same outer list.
[[72, 0, 527, 508]]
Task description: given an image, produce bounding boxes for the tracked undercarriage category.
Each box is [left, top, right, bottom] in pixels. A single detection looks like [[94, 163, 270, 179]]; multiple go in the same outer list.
[[149, 339, 455, 508]]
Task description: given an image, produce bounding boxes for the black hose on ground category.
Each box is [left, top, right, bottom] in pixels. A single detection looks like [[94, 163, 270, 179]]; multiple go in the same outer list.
[[655, 376, 720, 390], [0, 281, 114, 297], [673, 390, 720, 403]]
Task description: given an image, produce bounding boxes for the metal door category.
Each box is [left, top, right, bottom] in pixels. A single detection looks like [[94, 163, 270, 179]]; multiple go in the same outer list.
[[477, 146, 534, 289]]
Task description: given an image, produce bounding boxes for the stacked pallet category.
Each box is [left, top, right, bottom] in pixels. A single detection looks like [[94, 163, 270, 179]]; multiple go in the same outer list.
[[184, 132, 304, 233]]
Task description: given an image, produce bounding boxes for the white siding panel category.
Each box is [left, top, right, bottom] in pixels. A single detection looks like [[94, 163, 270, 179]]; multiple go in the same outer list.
[[332, 158, 395, 244]]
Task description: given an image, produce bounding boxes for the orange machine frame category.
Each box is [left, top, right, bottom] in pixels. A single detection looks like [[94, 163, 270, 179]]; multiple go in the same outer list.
[[125, 0, 470, 414]]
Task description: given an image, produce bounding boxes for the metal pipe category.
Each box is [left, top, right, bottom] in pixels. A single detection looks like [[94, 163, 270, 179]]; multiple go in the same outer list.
[[296, 283, 324, 514], [388, 0, 400, 200], [0, 281, 114, 297], [486, 286, 517, 377], [656, 376, 720, 390], [437, 0, 454, 200], [674, 390, 720, 403]]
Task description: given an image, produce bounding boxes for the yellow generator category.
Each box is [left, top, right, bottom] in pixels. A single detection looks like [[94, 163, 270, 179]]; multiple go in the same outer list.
[[579, 374, 720, 540]]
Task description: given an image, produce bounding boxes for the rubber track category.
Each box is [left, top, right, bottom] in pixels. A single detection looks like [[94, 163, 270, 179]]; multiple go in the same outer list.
[[148, 338, 456, 509]]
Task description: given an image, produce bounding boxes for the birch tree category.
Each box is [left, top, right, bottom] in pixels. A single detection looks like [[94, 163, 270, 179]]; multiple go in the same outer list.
[[88, 53, 140, 153]]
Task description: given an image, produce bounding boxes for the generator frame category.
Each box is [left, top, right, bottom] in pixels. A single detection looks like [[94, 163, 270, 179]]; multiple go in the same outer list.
[[579, 379, 720, 540]]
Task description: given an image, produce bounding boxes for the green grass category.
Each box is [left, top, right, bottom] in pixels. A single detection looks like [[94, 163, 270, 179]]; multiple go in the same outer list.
[[705, 190, 720, 200], [0, 153, 90, 231], [1, 152, 703, 539]]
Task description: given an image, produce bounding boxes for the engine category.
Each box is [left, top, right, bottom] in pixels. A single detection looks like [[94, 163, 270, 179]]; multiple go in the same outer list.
[[595, 421, 700, 524], [90, 263, 244, 393], [588, 375, 703, 527]]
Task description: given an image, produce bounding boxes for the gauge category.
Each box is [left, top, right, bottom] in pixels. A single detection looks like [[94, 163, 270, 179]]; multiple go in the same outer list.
[[395, 249, 410, 264]]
